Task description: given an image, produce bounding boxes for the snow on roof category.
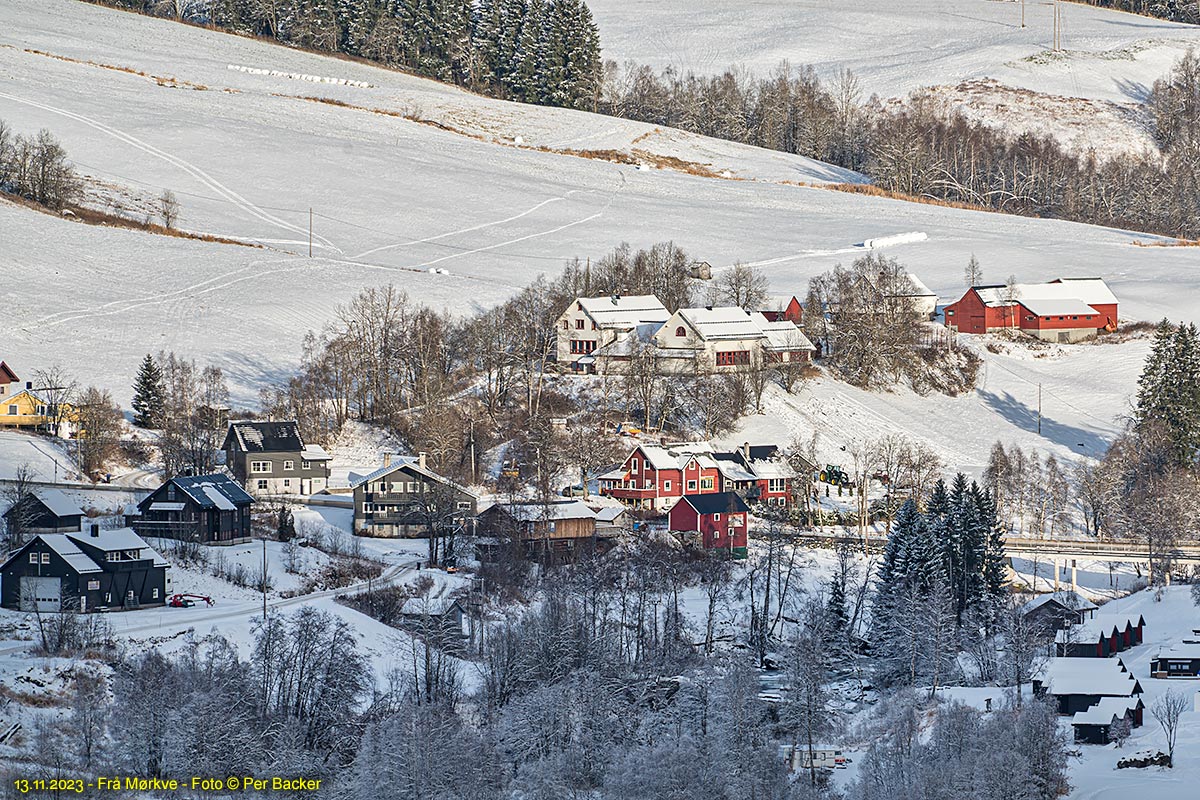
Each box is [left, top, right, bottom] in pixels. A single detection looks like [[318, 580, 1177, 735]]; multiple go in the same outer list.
[[166, 474, 254, 510], [349, 457, 478, 498], [638, 445, 685, 471], [38, 534, 102, 574], [500, 501, 598, 522], [301, 444, 332, 461], [1153, 642, 1200, 660], [900, 272, 937, 299], [754, 314, 816, 351], [749, 459, 796, 480], [1038, 657, 1140, 698], [1072, 696, 1141, 726], [400, 597, 462, 616], [33, 488, 83, 518], [575, 295, 670, 329], [1020, 590, 1098, 616], [227, 420, 305, 453], [148, 502, 186, 512], [69, 527, 152, 552], [678, 306, 766, 340], [1017, 298, 1101, 317], [594, 506, 626, 523], [1058, 612, 1145, 644], [974, 277, 1117, 310], [202, 486, 237, 512]]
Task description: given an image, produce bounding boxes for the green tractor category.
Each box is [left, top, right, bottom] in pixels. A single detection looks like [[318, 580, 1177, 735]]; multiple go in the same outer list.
[[819, 464, 849, 486]]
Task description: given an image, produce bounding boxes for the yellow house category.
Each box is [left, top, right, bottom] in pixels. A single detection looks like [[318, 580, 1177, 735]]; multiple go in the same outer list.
[[0, 389, 75, 437]]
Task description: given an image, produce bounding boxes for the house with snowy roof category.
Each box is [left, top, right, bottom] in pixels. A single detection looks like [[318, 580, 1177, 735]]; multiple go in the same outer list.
[[223, 420, 332, 497], [651, 306, 815, 373], [0, 361, 20, 399], [1033, 657, 1143, 718], [668, 492, 750, 557], [598, 441, 802, 513], [556, 295, 671, 370], [944, 277, 1118, 342], [132, 474, 254, 545], [1150, 642, 1200, 679], [349, 453, 477, 538], [477, 500, 605, 561], [1071, 696, 1144, 744], [1019, 590, 1098, 634], [2, 488, 85, 536], [0, 523, 171, 612]]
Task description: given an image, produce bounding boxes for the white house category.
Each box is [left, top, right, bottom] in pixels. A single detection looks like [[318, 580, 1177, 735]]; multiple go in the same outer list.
[[556, 295, 670, 370], [651, 306, 815, 373]]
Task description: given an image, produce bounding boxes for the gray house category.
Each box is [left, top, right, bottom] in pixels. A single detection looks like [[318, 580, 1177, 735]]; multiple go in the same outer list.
[[350, 454, 477, 537], [223, 420, 332, 497]]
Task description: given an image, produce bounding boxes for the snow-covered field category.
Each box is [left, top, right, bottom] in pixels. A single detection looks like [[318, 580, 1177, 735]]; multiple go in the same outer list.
[[0, 1, 1196, 480]]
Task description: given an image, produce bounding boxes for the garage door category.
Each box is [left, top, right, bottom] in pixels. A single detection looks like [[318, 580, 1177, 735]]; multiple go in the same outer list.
[[19, 577, 62, 612]]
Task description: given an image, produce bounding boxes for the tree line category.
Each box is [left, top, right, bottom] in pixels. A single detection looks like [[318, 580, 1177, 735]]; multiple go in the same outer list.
[[599, 54, 1200, 240], [0, 119, 78, 210], [85, 0, 602, 109], [1065, 0, 1200, 22]]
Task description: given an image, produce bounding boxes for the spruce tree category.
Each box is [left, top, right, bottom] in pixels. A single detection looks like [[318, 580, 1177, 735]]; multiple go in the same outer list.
[[131, 353, 165, 429], [826, 575, 848, 632]]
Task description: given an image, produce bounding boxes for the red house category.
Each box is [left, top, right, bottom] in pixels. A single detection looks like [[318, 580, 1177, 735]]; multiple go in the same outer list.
[[598, 443, 801, 512], [0, 361, 19, 399], [944, 277, 1117, 343], [759, 295, 804, 324], [668, 492, 750, 556]]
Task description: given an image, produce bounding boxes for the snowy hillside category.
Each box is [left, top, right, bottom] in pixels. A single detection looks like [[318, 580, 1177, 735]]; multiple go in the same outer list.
[[589, 0, 1200, 156], [1, 0, 1197, 476]]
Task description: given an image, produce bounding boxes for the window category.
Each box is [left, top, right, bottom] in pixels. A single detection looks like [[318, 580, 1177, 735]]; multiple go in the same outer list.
[[700, 477, 715, 490], [631, 458, 639, 472], [664, 480, 672, 491], [713, 513, 721, 521], [562, 320, 569, 329], [457, 501, 472, 511], [251, 461, 271, 474], [408, 481, 419, 493], [105, 593, 111, 603], [283, 460, 295, 471], [7, 405, 16, 416], [1044, 316, 1051, 321], [152, 588, 159, 599], [570, 340, 596, 354], [591, 321, 597, 330], [716, 351, 750, 367], [28, 552, 37, 564], [107, 552, 118, 562], [36, 405, 46, 415], [302, 460, 311, 470], [167, 486, 176, 500], [768, 478, 786, 493], [575, 319, 585, 330], [87, 580, 100, 591], [687, 480, 697, 491], [946, 309, 955, 316], [1072, 316, 1079, 320], [283, 479, 291, 488], [675, 326, 686, 337], [41, 553, 49, 564], [257, 479, 268, 490]]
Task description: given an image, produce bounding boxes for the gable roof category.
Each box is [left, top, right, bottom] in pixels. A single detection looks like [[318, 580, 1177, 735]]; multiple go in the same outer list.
[[973, 278, 1117, 311], [1, 528, 170, 573], [490, 501, 598, 522], [149, 474, 254, 511], [0, 361, 18, 383], [574, 295, 670, 329], [1020, 590, 1098, 617], [1072, 696, 1143, 727], [1037, 657, 1142, 698], [349, 457, 478, 498], [224, 420, 305, 453], [1057, 612, 1146, 644], [2, 533, 102, 574], [677, 306, 766, 341], [3, 488, 84, 521], [754, 314, 816, 352], [678, 492, 750, 516]]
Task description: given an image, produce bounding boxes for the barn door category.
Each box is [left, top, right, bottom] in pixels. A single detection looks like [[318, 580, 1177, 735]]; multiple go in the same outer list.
[[19, 577, 62, 612]]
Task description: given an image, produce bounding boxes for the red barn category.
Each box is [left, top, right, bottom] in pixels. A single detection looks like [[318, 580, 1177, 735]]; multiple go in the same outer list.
[[668, 492, 750, 557], [944, 277, 1117, 342], [759, 295, 804, 324]]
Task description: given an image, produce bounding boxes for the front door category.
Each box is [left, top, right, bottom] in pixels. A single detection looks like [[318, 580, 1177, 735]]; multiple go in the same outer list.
[[302, 478, 311, 495]]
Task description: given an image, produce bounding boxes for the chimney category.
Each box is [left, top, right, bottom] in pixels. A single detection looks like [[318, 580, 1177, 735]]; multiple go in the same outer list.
[[418, 452, 427, 469], [90, 522, 100, 538], [742, 442, 750, 461], [25, 381, 32, 390], [383, 453, 392, 467]]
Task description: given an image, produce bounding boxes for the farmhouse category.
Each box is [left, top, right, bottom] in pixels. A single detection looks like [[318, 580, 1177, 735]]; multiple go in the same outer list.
[[1033, 657, 1143, 717], [0, 524, 171, 612], [2, 489, 84, 536], [223, 420, 332, 497], [651, 307, 815, 373], [668, 492, 750, 556], [758, 295, 804, 324], [477, 500, 604, 560], [0, 385, 75, 437], [944, 277, 1118, 342], [599, 442, 800, 512], [349, 454, 477, 537], [555, 295, 670, 371], [132, 474, 254, 544], [1150, 643, 1200, 678], [1071, 696, 1145, 744], [1056, 612, 1146, 658]]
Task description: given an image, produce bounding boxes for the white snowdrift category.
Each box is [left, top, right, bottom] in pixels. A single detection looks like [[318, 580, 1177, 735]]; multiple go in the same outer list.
[[861, 231, 928, 250], [227, 63, 372, 88]]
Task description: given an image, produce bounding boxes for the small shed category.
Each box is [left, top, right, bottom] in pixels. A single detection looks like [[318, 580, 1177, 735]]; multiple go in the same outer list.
[[3, 489, 84, 535], [1071, 697, 1144, 744]]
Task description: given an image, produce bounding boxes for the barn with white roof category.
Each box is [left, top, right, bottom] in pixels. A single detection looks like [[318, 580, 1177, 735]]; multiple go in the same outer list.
[[944, 277, 1118, 342]]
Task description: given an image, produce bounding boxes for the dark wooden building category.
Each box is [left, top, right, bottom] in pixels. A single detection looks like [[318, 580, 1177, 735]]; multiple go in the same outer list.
[[223, 420, 332, 497], [1071, 697, 1144, 745], [477, 501, 602, 561], [132, 474, 254, 545], [668, 492, 750, 557], [1019, 590, 1097, 635], [1056, 613, 1146, 658], [1150, 643, 1200, 678], [1033, 657, 1143, 717], [0, 524, 170, 612], [350, 454, 478, 537], [2, 489, 84, 536]]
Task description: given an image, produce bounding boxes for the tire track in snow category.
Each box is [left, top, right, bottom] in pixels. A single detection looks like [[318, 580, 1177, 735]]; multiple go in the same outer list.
[[352, 195, 573, 260], [0, 90, 340, 253]]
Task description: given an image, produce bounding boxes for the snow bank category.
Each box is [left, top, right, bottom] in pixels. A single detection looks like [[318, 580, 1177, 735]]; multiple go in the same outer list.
[[861, 231, 928, 250], [227, 64, 372, 89]]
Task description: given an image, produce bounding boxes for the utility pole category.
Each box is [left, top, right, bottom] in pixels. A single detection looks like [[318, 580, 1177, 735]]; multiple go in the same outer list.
[[308, 208, 313, 257], [1053, 0, 1062, 52], [1037, 383, 1042, 435], [1021, 0, 1025, 28]]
